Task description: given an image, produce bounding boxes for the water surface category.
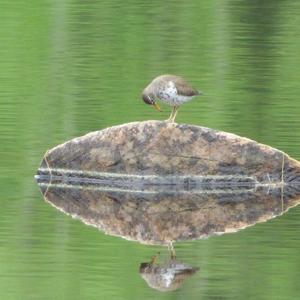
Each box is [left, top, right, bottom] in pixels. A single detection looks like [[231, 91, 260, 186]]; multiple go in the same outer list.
[[1, 0, 300, 299]]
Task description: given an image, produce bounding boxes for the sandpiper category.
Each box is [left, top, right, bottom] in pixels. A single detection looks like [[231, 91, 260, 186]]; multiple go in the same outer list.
[[142, 74, 202, 122]]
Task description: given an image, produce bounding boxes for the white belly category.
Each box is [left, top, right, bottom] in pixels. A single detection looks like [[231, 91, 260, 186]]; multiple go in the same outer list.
[[157, 81, 194, 106]]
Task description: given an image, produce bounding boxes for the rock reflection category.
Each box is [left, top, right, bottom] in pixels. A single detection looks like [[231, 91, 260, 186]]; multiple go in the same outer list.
[[36, 177, 300, 244], [139, 252, 199, 292]]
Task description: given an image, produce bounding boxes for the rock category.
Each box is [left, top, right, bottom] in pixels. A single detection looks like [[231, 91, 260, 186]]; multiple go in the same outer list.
[[35, 121, 300, 244], [38, 121, 300, 183]]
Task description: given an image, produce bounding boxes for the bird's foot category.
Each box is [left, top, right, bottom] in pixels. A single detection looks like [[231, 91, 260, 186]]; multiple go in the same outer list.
[[164, 118, 176, 123]]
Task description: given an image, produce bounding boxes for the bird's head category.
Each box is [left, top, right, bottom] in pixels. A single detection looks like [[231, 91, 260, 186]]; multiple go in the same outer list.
[[139, 262, 152, 273], [142, 92, 161, 111]]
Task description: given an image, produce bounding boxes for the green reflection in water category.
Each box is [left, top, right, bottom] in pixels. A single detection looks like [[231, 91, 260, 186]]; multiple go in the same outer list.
[[1, 0, 300, 299]]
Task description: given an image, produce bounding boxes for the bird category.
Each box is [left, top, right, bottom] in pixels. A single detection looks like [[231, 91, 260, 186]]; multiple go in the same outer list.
[[142, 74, 202, 123], [139, 253, 199, 292]]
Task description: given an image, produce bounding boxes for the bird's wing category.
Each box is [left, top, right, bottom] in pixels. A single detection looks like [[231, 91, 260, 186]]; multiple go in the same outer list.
[[172, 76, 200, 97]]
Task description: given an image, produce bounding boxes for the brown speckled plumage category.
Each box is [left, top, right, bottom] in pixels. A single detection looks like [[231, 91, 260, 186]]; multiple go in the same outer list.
[[142, 75, 202, 122], [144, 75, 200, 97]]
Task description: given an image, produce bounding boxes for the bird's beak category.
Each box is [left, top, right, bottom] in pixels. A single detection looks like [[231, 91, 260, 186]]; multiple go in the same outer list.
[[153, 102, 162, 111]]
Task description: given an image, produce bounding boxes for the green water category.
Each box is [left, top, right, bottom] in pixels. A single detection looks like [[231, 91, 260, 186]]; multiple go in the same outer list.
[[1, 0, 300, 299]]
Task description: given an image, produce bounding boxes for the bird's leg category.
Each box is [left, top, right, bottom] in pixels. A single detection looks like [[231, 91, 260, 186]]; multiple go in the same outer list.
[[171, 106, 179, 123], [151, 254, 159, 264], [167, 242, 176, 260], [165, 106, 176, 122], [166, 106, 179, 123]]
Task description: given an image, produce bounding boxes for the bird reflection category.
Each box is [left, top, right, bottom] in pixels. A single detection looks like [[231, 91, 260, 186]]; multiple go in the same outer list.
[[139, 248, 199, 292]]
